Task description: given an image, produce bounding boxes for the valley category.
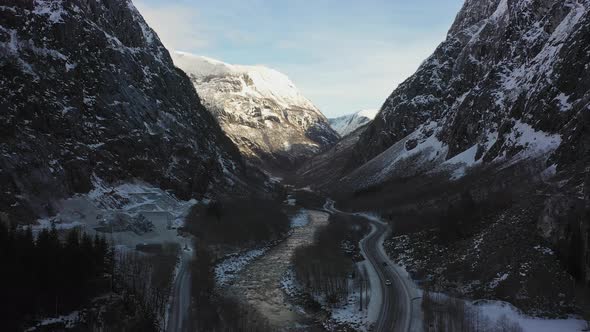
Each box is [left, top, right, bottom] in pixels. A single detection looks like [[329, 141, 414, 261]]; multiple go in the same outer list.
[[1, 0, 590, 331]]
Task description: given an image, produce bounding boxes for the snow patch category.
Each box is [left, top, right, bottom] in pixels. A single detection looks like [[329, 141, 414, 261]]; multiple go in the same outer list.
[[33, 0, 66, 24], [475, 300, 586, 332], [554, 93, 573, 112], [500, 120, 562, 162], [490, 0, 508, 21], [325, 269, 371, 331], [26, 311, 80, 331], [345, 121, 448, 188], [488, 273, 509, 289], [290, 209, 309, 228], [215, 248, 269, 287], [34, 177, 197, 248], [439, 144, 480, 179]]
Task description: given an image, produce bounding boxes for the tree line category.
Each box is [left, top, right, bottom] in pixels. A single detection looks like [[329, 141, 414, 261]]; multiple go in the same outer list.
[[422, 291, 523, 332], [0, 221, 112, 331], [293, 213, 368, 303], [189, 241, 272, 331], [185, 197, 290, 247]]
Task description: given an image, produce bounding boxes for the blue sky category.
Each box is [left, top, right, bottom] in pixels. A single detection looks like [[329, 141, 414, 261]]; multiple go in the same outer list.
[[135, 0, 464, 118]]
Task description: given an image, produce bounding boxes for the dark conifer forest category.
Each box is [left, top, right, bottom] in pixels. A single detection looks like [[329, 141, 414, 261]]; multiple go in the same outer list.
[[0, 223, 112, 331]]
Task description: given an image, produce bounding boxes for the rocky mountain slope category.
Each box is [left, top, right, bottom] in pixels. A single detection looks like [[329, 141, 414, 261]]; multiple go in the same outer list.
[[349, 0, 590, 189], [329, 109, 378, 137], [0, 0, 256, 224], [172, 52, 339, 172], [299, 0, 590, 316]]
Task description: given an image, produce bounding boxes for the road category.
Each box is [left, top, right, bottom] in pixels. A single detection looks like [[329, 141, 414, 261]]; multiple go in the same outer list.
[[324, 200, 420, 332], [361, 218, 412, 331], [167, 250, 192, 332]]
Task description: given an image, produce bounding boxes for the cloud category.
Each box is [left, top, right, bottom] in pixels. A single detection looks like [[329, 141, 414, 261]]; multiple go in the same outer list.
[[132, 0, 452, 118], [133, 1, 208, 51]]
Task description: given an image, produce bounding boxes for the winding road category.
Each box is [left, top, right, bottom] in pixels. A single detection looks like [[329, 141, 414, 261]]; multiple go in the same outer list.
[[167, 250, 192, 332], [324, 200, 421, 332], [165, 197, 421, 331]]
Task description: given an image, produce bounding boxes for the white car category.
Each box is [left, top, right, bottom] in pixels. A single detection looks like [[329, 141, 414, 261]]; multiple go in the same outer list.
[[385, 279, 392, 286]]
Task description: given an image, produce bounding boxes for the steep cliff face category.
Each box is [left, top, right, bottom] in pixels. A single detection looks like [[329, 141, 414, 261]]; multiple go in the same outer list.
[[0, 0, 246, 223], [352, 0, 589, 188], [172, 52, 339, 172]]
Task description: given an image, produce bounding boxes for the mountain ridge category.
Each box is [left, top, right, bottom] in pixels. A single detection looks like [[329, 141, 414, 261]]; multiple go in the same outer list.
[[349, 0, 589, 188], [172, 51, 339, 172], [329, 109, 378, 137], [295, 0, 590, 317]]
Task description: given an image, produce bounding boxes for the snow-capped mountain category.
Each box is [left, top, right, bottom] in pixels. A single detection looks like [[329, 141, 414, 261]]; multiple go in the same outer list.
[[345, 0, 590, 188], [0, 0, 251, 223], [329, 109, 378, 137], [172, 52, 339, 171], [297, 0, 590, 316]]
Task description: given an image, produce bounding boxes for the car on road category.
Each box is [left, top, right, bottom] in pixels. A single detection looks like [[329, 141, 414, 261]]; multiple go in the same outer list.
[[382, 261, 388, 267], [385, 279, 392, 286]]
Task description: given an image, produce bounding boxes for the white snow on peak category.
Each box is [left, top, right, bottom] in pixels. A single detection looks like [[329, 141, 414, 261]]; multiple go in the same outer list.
[[329, 109, 378, 137], [356, 109, 379, 119], [490, 0, 509, 21], [172, 51, 318, 111]]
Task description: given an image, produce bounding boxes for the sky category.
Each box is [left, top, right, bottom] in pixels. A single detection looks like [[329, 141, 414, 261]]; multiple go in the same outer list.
[[135, 0, 464, 118]]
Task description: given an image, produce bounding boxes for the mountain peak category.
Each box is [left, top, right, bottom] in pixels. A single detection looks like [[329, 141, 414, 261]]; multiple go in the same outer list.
[[329, 109, 378, 137], [172, 51, 319, 112], [172, 52, 339, 171]]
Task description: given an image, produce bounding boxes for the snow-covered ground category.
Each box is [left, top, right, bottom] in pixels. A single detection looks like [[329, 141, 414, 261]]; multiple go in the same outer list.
[[215, 247, 269, 287], [322, 261, 374, 332], [474, 300, 586, 332], [284, 192, 297, 206], [32, 177, 197, 248], [328, 283, 370, 331], [341, 114, 563, 188], [426, 292, 586, 332], [215, 209, 311, 287], [29, 177, 199, 329], [224, 210, 330, 329], [279, 267, 303, 297], [342, 121, 448, 189], [25, 311, 80, 331], [280, 259, 373, 331], [290, 209, 309, 227]]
